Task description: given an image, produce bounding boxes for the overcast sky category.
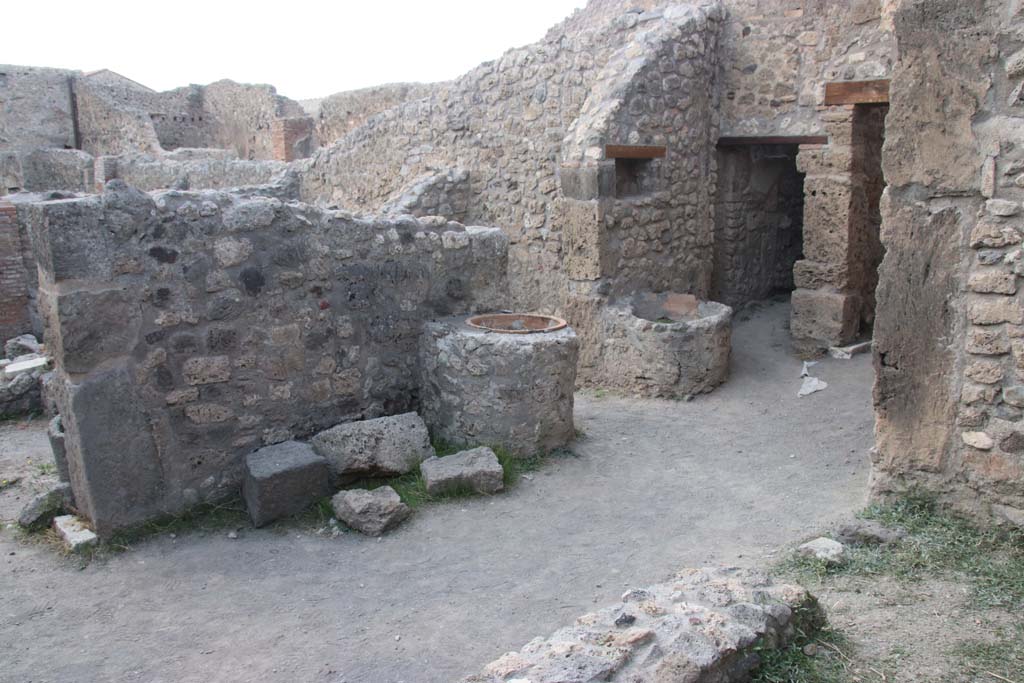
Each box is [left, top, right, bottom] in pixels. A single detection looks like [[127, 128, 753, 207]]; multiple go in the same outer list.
[[6, 0, 587, 100]]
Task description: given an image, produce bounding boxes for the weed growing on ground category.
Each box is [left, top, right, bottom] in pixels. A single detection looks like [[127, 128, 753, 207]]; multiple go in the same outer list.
[[105, 500, 249, 551], [752, 623, 853, 683], [778, 494, 1024, 611], [951, 622, 1024, 683]]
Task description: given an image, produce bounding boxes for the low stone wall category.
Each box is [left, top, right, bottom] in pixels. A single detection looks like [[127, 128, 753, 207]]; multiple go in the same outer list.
[[465, 566, 819, 682], [99, 151, 291, 194], [27, 183, 508, 535]]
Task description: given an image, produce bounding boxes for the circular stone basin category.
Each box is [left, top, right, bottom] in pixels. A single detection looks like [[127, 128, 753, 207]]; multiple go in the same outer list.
[[595, 292, 733, 398], [466, 313, 567, 334]]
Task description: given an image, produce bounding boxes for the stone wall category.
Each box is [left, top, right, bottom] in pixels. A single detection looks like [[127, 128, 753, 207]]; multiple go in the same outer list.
[[98, 150, 292, 194], [712, 144, 803, 306], [201, 80, 311, 161], [718, 0, 896, 137], [310, 83, 439, 146], [0, 65, 77, 153], [300, 1, 725, 318], [27, 184, 508, 535], [871, 0, 1023, 526], [0, 202, 30, 340]]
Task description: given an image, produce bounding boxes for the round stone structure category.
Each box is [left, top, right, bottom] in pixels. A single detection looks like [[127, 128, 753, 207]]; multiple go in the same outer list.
[[419, 314, 578, 458], [595, 292, 732, 398]]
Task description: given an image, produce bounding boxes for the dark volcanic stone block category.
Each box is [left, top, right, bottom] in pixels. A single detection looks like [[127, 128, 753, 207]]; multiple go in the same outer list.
[[242, 441, 330, 527]]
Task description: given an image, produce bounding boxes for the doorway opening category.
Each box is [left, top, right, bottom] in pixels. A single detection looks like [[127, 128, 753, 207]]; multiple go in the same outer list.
[[712, 143, 805, 307]]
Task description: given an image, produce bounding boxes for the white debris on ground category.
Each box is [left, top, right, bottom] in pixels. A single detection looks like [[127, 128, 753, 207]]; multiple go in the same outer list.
[[828, 340, 873, 360], [798, 360, 828, 397]]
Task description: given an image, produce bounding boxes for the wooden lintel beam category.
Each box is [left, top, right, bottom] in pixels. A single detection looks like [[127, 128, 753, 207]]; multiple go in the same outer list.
[[717, 135, 828, 146], [823, 79, 890, 105], [605, 144, 667, 159]]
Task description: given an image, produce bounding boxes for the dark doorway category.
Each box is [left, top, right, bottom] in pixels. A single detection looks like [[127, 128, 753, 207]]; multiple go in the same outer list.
[[711, 143, 804, 307]]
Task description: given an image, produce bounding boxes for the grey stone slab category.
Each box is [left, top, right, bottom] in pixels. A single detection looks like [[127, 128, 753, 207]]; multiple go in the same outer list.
[[311, 412, 434, 479], [18, 482, 72, 530], [331, 486, 411, 536], [421, 447, 504, 496], [243, 440, 330, 527]]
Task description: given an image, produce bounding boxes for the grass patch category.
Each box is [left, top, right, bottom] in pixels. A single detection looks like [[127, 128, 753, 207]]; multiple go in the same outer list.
[[952, 623, 1024, 683], [777, 495, 1024, 611], [105, 500, 249, 551], [752, 623, 854, 683]]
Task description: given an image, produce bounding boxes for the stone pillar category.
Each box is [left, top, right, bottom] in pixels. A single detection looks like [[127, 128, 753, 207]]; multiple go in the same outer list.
[[0, 202, 30, 341], [791, 106, 861, 354]]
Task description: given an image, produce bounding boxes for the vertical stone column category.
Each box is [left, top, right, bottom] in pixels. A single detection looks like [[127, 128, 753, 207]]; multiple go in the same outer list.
[[0, 202, 30, 341], [790, 106, 861, 354]]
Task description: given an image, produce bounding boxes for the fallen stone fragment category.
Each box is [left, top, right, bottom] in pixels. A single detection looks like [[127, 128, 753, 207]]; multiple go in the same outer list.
[[332, 486, 411, 536], [311, 412, 434, 480], [18, 482, 73, 530], [4, 334, 42, 360], [797, 537, 846, 565], [53, 514, 98, 552], [464, 566, 820, 682], [828, 341, 872, 360], [421, 447, 504, 496], [834, 520, 906, 547], [242, 440, 331, 527]]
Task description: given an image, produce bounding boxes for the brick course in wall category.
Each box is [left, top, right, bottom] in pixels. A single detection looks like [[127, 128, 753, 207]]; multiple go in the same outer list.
[[0, 203, 30, 341]]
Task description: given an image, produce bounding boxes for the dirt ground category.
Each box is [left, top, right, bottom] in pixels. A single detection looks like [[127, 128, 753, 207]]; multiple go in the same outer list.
[[0, 300, 876, 683]]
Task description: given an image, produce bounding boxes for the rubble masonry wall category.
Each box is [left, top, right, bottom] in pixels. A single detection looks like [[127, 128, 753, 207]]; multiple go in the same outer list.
[[27, 185, 508, 534], [872, 0, 1024, 526]]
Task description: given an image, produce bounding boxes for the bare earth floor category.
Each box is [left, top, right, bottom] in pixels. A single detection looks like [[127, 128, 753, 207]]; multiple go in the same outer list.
[[0, 300, 874, 683]]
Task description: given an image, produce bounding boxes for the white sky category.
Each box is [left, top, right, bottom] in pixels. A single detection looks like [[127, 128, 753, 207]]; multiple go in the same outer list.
[[5, 0, 588, 100]]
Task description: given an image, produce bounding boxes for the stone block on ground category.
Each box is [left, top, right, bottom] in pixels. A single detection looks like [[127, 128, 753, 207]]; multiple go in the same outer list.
[[53, 514, 98, 552], [242, 440, 331, 527], [332, 486, 411, 536], [5, 334, 41, 360], [421, 447, 504, 496], [18, 482, 73, 530], [311, 412, 434, 480], [0, 370, 42, 418], [463, 566, 821, 682], [797, 537, 847, 565]]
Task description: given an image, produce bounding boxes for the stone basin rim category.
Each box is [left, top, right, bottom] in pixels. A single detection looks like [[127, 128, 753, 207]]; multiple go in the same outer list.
[[465, 313, 568, 334]]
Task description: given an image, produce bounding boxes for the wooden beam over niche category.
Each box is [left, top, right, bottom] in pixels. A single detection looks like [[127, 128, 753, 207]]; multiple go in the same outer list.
[[605, 144, 667, 159], [717, 135, 828, 146], [824, 79, 890, 106]]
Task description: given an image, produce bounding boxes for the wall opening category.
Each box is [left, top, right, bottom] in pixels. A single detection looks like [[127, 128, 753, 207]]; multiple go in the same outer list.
[[615, 157, 658, 197], [851, 103, 888, 335], [711, 143, 804, 307]]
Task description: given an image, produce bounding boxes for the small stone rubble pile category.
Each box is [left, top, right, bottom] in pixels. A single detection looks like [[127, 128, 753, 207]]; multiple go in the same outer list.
[[464, 566, 821, 683], [241, 411, 507, 535], [0, 333, 48, 418]]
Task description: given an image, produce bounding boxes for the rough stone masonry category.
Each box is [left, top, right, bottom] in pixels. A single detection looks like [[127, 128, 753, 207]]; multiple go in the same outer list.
[[28, 182, 507, 535]]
